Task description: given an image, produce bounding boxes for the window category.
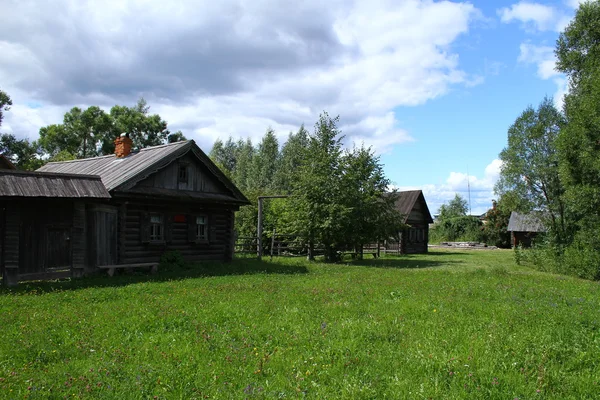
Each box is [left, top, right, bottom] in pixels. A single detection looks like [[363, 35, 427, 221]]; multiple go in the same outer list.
[[150, 214, 164, 241], [178, 164, 188, 183], [196, 216, 208, 240]]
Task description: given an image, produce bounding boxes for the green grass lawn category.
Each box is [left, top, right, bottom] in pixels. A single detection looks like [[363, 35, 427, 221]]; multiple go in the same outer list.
[[1, 250, 600, 399]]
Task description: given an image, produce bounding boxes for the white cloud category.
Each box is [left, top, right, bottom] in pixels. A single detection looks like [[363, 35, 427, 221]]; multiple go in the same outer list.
[[518, 43, 558, 79], [397, 159, 503, 215], [498, 2, 557, 31], [0, 0, 481, 154], [498, 1, 578, 32], [518, 43, 569, 107]]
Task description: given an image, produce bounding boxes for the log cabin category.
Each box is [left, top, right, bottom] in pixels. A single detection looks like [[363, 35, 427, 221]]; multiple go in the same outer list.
[[1, 137, 249, 286], [388, 190, 433, 254]]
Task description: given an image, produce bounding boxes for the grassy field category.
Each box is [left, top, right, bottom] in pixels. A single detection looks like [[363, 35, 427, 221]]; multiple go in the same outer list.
[[1, 249, 599, 399]]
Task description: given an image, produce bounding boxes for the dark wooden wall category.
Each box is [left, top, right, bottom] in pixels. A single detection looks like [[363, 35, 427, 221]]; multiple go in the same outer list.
[[119, 201, 235, 264], [1, 199, 90, 283]]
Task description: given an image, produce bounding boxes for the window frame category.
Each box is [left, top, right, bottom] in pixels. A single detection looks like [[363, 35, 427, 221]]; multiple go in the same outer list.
[[149, 213, 165, 243], [195, 214, 209, 243], [178, 163, 189, 184]]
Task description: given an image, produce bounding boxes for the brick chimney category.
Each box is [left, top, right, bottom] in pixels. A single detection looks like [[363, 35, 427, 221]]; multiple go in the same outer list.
[[114, 133, 133, 158]]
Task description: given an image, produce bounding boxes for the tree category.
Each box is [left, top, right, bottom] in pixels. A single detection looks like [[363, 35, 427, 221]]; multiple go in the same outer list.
[[554, 1, 600, 277], [285, 113, 347, 261], [0, 89, 12, 128], [341, 145, 404, 256], [248, 128, 279, 191], [38, 98, 177, 159], [438, 194, 468, 221], [0, 133, 43, 170], [272, 126, 309, 192], [496, 97, 567, 239], [232, 138, 255, 191]]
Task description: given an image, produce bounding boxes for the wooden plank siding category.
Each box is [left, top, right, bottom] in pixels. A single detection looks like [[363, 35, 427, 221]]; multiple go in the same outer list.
[[120, 202, 234, 264], [135, 153, 230, 195]]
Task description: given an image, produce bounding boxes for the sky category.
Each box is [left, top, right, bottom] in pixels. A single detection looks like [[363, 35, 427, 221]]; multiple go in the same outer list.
[[0, 0, 585, 214]]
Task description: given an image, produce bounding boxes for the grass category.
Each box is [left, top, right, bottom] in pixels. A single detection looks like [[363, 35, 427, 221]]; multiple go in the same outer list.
[[1, 249, 600, 399]]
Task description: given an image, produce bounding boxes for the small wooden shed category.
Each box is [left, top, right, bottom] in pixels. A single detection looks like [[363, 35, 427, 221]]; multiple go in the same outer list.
[[0, 170, 110, 285], [388, 190, 434, 254], [507, 211, 546, 248]]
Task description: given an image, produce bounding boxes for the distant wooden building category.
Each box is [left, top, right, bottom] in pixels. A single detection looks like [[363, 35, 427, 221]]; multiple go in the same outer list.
[[1, 138, 249, 286], [388, 190, 434, 254], [507, 211, 546, 248]]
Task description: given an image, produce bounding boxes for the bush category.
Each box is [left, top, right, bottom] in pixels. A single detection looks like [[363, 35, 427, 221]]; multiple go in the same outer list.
[[159, 250, 188, 271], [429, 216, 484, 243]]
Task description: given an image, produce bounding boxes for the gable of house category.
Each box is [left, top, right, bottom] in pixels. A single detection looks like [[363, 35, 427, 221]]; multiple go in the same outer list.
[[37, 140, 249, 205]]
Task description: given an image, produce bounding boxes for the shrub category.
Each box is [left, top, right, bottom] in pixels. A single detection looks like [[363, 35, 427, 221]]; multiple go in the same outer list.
[[429, 216, 484, 243], [159, 250, 188, 271]]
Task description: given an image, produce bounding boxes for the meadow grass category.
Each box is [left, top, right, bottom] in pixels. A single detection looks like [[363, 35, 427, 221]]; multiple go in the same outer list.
[[1, 249, 599, 399]]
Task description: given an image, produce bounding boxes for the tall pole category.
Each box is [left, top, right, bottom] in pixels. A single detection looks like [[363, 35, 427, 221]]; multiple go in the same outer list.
[[467, 165, 472, 216], [257, 197, 264, 260]]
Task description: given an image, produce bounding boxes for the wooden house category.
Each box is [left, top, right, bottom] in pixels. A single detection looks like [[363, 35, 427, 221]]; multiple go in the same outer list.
[[507, 211, 546, 247], [1, 138, 249, 286], [388, 190, 433, 254], [0, 170, 110, 285]]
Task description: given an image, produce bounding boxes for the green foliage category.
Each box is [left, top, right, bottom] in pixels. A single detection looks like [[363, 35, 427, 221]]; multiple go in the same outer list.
[[496, 97, 567, 241], [38, 98, 174, 160], [438, 194, 468, 220], [430, 216, 483, 243], [2, 251, 600, 398], [0, 89, 12, 128], [0, 133, 44, 170], [482, 197, 513, 248]]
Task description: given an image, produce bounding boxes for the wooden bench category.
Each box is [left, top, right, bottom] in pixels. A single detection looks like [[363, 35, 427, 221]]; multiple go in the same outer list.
[[98, 263, 159, 277]]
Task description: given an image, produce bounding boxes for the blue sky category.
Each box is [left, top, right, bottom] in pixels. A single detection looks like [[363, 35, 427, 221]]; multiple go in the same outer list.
[[0, 0, 583, 214]]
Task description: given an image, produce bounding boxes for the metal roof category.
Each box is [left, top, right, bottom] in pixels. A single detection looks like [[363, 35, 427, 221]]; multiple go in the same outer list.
[[0, 170, 110, 198], [37, 140, 250, 204], [38, 140, 190, 191], [507, 211, 547, 232]]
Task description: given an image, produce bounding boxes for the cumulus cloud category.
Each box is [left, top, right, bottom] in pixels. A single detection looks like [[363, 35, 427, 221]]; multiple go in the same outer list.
[[517, 43, 567, 108], [518, 43, 558, 79], [498, 2, 558, 31], [397, 159, 503, 215], [0, 0, 480, 153]]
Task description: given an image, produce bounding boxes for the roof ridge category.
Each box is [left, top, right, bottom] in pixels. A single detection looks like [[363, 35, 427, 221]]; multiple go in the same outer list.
[[43, 140, 192, 165]]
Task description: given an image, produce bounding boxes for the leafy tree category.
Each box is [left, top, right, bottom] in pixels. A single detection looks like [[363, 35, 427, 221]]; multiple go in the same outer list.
[[0, 89, 12, 128], [232, 138, 255, 191], [285, 113, 348, 261], [248, 128, 279, 191], [209, 137, 237, 176], [272, 126, 309, 192], [496, 97, 567, 239], [167, 131, 187, 143], [482, 196, 516, 248], [106, 98, 171, 154], [438, 194, 468, 221], [554, 1, 600, 277], [341, 145, 404, 256], [0, 133, 43, 170]]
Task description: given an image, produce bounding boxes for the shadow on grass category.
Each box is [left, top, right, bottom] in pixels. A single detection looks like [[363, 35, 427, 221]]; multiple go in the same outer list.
[[344, 254, 464, 269], [0, 258, 308, 295]]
